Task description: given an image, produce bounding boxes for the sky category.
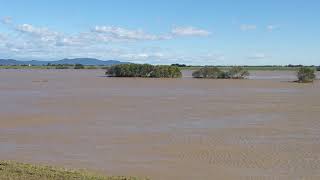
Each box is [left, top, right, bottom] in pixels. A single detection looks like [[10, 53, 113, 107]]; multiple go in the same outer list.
[[0, 0, 319, 65]]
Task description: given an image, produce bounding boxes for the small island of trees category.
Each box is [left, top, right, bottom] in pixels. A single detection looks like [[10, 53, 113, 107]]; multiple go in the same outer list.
[[192, 66, 250, 79], [74, 64, 85, 69], [105, 63, 318, 82], [106, 64, 182, 78], [296, 66, 316, 83]]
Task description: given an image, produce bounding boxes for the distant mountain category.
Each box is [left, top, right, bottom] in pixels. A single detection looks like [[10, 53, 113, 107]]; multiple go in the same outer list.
[[0, 58, 130, 66]]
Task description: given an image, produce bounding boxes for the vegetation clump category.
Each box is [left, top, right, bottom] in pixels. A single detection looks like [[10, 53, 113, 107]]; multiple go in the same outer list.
[[192, 66, 224, 78], [192, 66, 249, 79], [74, 64, 85, 69], [296, 66, 316, 83], [149, 65, 182, 78], [0, 161, 143, 180], [171, 63, 187, 67], [106, 64, 182, 78], [227, 66, 250, 79], [316, 66, 320, 71], [55, 64, 69, 69]]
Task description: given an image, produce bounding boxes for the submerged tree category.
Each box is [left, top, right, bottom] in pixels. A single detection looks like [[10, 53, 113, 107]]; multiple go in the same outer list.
[[106, 64, 182, 78], [74, 64, 84, 69], [55, 64, 69, 69], [192, 66, 249, 79], [192, 67, 224, 78], [149, 65, 182, 78], [296, 67, 316, 83], [227, 66, 250, 79]]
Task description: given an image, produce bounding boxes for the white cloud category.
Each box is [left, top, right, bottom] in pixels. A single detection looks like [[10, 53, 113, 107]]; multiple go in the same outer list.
[[7, 23, 211, 47], [119, 52, 165, 61], [0, 19, 214, 63], [267, 25, 279, 31], [0, 33, 6, 40], [248, 53, 270, 59], [16, 24, 61, 43], [240, 24, 257, 31], [92, 26, 211, 41], [15, 24, 92, 47], [171, 26, 211, 36], [1, 16, 12, 24], [92, 26, 171, 41]]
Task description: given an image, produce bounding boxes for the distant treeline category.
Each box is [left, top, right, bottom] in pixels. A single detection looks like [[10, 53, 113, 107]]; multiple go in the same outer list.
[[171, 63, 187, 67], [1, 63, 320, 72], [106, 64, 182, 78], [52, 64, 86, 69]]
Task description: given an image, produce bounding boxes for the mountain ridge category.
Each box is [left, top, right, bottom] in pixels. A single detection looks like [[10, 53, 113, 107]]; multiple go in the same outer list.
[[0, 58, 131, 66]]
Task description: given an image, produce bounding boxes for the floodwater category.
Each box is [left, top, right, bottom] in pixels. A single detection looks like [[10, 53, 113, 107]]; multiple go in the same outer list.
[[1, 69, 320, 180]]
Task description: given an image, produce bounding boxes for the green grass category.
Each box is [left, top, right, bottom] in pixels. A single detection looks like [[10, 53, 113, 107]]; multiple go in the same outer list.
[[0, 161, 144, 180]]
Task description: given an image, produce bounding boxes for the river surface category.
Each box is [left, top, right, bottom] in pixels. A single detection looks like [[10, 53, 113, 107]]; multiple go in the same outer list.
[[1, 69, 320, 180]]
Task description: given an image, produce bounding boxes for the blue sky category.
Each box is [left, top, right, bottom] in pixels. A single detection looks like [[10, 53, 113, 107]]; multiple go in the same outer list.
[[0, 0, 319, 65]]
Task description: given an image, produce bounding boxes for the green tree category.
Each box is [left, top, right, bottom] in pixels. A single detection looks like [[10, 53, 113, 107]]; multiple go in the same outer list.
[[106, 64, 182, 78], [192, 67, 225, 78], [55, 64, 69, 69], [74, 64, 84, 69], [296, 67, 316, 83], [227, 66, 250, 79], [150, 65, 182, 78]]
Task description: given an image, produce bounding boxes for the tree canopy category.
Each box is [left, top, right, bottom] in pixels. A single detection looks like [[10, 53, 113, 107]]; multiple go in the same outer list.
[[106, 64, 182, 78], [227, 66, 250, 79], [296, 67, 316, 83], [74, 64, 85, 69], [192, 66, 249, 79]]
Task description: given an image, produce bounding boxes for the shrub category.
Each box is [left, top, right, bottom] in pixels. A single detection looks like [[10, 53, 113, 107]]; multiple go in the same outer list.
[[55, 64, 69, 69], [192, 66, 250, 79], [227, 66, 250, 79], [192, 67, 225, 78], [150, 65, 182, 78], [296, 67, 316, 83], [316, 66, 320, 71], [171, 63, 187, 67], [106, 64, 182, 78], [74, 64, 84, 69]]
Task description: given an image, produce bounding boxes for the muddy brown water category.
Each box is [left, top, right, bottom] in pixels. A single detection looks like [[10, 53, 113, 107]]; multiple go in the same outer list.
[[1, 69, 320, 180]]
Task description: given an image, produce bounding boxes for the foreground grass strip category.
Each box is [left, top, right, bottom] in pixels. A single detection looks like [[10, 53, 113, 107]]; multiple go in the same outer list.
[[0, 161, 144, 180]]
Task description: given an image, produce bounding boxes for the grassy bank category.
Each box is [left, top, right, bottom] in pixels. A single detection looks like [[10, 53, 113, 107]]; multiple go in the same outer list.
[[0, 161, 143, 180]]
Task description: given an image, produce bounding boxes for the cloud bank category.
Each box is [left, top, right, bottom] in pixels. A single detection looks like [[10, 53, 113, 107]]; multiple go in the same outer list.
[[0, 17, 214, 64]]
